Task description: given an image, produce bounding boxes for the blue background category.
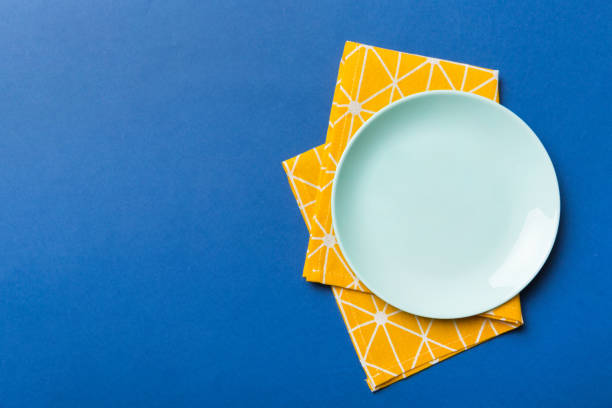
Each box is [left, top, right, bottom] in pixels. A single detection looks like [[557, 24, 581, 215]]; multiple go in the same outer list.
[[0, 1, 610, 406]]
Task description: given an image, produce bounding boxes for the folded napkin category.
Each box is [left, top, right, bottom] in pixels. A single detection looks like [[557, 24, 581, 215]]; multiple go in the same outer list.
[[283, 41, 523, 391]]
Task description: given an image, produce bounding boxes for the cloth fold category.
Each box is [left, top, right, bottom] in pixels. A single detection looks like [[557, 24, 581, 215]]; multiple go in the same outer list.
[[282, 41, 523, 391]]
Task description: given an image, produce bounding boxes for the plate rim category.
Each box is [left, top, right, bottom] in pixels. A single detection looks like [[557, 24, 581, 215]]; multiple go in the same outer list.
[[331, 90, 560, 319]]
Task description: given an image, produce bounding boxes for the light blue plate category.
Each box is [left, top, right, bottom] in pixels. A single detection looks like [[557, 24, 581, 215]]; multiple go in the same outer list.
[[332, 91, 560, 319]]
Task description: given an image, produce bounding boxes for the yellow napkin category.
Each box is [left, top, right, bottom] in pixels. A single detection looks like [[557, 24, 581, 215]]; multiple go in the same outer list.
[[283, 41, 523, 391]]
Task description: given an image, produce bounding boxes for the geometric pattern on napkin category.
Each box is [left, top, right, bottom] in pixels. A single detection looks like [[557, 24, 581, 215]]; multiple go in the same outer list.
[[333, 288, 520, 390], [282, 42, 523, 391]]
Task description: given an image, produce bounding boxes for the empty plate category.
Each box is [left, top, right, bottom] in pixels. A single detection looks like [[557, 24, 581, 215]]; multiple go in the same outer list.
[[332, 91, 560, 319]]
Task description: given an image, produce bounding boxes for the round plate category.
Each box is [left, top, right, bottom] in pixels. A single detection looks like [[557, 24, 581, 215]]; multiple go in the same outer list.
[[332, 91, 560, 319]]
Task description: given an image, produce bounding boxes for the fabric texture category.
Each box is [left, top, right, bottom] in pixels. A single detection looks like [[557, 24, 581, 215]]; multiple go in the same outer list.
[[282, 41, 523, 391]]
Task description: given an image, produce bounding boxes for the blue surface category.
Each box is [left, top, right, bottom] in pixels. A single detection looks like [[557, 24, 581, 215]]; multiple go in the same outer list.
[[0, 1, 609, 406]]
